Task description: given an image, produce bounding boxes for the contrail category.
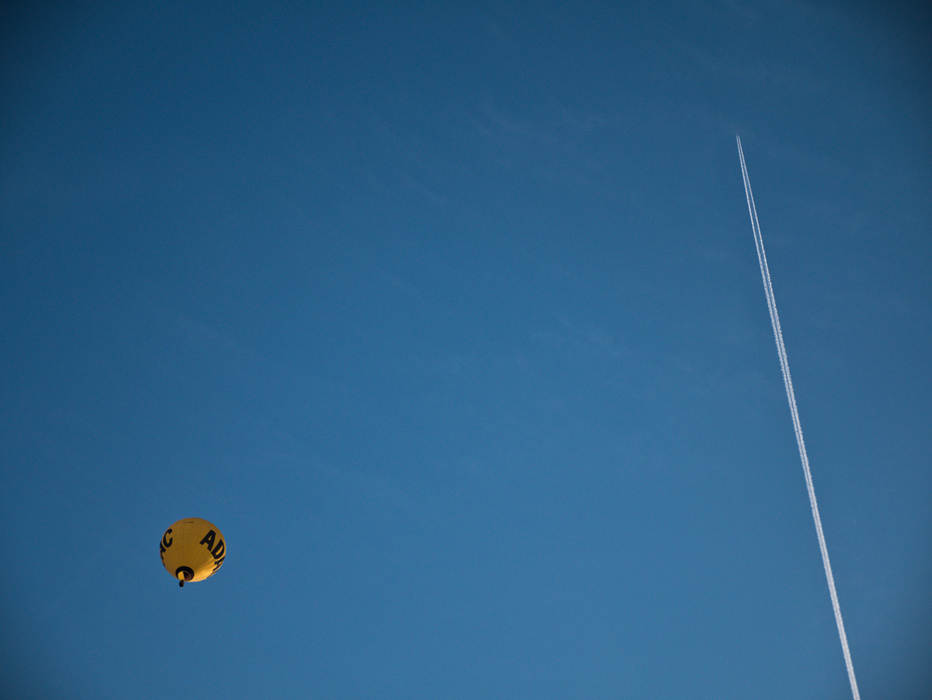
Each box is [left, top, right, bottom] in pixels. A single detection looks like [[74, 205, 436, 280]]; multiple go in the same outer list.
[[736, 135, 860, 700]]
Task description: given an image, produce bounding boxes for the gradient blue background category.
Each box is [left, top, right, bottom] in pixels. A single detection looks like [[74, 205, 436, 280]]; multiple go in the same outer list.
[[2, 1, 930, 698]]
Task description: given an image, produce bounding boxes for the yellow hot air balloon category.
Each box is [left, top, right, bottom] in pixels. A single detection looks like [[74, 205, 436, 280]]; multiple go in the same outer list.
[[160, 517, 226, 587]]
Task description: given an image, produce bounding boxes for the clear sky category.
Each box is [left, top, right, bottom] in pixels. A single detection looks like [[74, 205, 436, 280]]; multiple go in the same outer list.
[[1, 1, 930, 698]]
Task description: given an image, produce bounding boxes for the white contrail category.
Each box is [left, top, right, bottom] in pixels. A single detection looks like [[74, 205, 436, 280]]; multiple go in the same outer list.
[[736, 135, 860, 700]]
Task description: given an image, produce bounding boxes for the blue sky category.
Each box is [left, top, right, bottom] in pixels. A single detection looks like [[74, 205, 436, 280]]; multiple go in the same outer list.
[[1, 1, 930, 698]]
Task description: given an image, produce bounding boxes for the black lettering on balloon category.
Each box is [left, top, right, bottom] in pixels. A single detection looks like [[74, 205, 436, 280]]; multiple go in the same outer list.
[[211, 556, 224, 572], [200, 529, 216, 551], [211, 539, 225, 559], [160, 529, 173, 563]]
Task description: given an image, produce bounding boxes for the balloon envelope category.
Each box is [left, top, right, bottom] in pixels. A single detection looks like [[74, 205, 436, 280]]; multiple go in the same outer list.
[[160, 518, 225, 586]]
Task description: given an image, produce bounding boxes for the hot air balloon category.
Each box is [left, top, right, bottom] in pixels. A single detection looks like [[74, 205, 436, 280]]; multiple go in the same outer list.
[[160, 517, 226, 587]]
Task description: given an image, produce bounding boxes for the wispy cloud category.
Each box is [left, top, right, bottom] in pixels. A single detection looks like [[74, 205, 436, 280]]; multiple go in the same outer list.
[[267, 447, 416, 512], [468, 100, 622, 198]]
